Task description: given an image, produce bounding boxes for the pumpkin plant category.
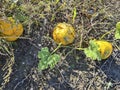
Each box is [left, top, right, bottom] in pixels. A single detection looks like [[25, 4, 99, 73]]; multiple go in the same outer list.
[[84, 40, 113, 60], [0, 17, 23, 41], [53, 23, 76, 45]]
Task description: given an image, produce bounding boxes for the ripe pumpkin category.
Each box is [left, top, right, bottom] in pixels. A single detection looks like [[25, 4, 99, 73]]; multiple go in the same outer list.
[[95, 40, 113, 59], [0, 17, 23, 41], [53, 23, 75, 45]]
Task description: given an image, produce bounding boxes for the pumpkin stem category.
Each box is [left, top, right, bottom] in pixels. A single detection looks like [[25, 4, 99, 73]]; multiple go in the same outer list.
[[51, 43, 62, 54]]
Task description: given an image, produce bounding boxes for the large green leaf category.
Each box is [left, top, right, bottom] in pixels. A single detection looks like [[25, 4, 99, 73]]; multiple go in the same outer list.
[[84, 40, 101, 60], [38, 47, 60, 71]]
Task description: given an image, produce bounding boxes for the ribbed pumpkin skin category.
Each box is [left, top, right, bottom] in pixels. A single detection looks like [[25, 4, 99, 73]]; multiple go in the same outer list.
[[0, 17, 23, 41], [95, 40, 113, 59], [53, 23, 75, 45]]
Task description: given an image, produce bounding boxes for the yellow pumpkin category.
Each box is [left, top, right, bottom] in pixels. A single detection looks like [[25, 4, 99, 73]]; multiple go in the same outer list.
[[0, 17, 23, 41], [0, 18, 14, 35], [95, 40, 113, 59], [53, 23, 75, 45]]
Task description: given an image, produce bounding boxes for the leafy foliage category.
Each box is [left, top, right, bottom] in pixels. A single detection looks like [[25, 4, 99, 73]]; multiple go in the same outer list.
[[84, 40, 101, 60], [115, 22, 120, 39], [38, 47, 60, 71]]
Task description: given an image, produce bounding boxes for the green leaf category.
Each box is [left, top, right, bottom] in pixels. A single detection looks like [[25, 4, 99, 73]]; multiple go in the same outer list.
[[38, 61, 48, 71], [115, 22, 120, 39], [38, 47, 60, 71], [47, 54, 60, 69], [115, 29, 120, 39], [84, 40, 101, 60], [38, 47, 50, 59], [116, 22, 120, 30]]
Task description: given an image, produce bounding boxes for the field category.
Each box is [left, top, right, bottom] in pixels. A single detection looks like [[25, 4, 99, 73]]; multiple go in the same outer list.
[[0, 0, 120, 90]]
